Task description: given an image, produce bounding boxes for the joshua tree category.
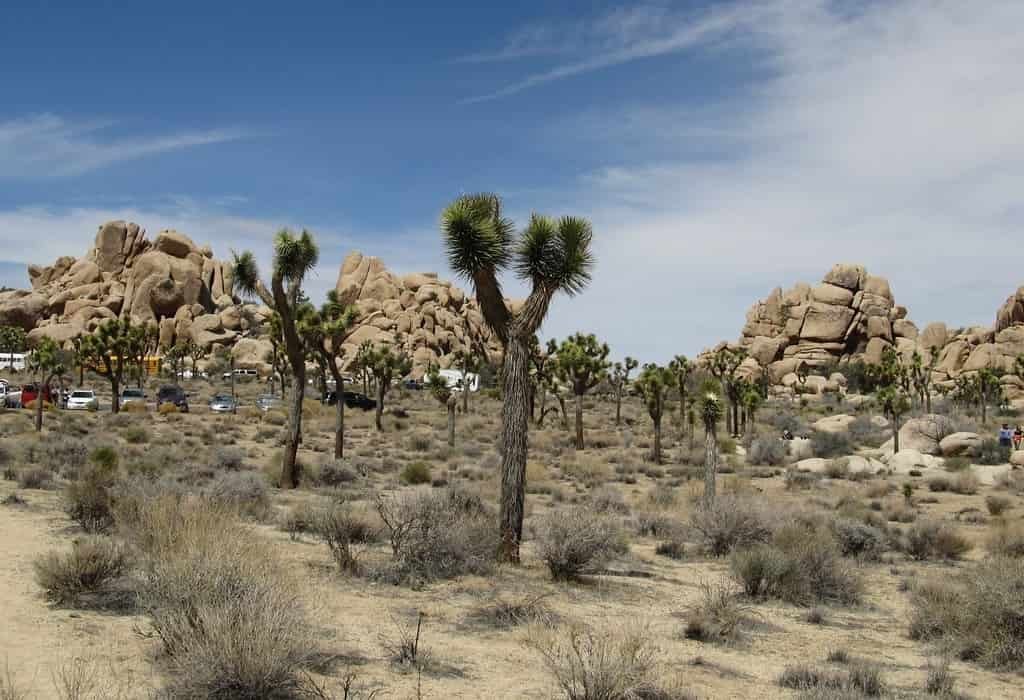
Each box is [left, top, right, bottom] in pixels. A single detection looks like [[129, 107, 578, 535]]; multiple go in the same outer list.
[[0, 325, 27, 371], [185, 338, 208, 380], [162, 341, 188, 384], [553, 332, 610, 450], [27, 337, 66, 431], [264, 311, 290, 398], [708, 346, 747, 437], [610, 356, 638, 426], [233, 229, 319, 489], [441, 193, 594, 563], [668, 354, 693, 428], [451, 348, 482, 413], [426, 365, 459, 446], [302, 290, 358, 459], [870, 347, 912, 451], [529, 336, 557, 426], [974, 368, 1003, 424], [634, 363, 674, 465], [362, 344, 412, 431], [128, 322, 159, 388], [700, 388, 724, 509], [740, 380, 763, 436], [80, 318, 138, 413]]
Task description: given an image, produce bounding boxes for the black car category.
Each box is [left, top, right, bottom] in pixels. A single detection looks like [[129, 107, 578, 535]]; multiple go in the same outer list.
[[324, 390, 377, 410], [402, 378, 423, 390], [156, 385, 190, 412]]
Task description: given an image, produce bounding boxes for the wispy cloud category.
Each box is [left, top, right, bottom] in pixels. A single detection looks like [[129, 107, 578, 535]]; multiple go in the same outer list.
[[0, 114, 245, 178], [460, 2, 760, 103]]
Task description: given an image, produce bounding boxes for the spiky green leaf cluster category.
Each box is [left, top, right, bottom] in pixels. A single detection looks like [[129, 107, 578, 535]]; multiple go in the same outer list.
[[553, 332, 610, 395], [634, 363, 675, 421]]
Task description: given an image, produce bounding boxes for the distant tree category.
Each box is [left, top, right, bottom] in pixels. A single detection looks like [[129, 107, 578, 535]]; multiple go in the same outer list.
[[426, 365, 459, 446], [974, 368, 1003, 424], [0, 326, 27, 371], [870, 347, 912, 452], [233, 229, 319, 489], [634, 363, 674, 465], [668, 354, 693, 429], [70, 334, 88, 386], [451, 348, 482, 414], [362, 344, 412, 431], [708, 346, 748, 437], [81, 318, 135, 413], [609, 356, 638, 426], [185, 338, 208, 381], [301, 290, 359, 459], [553, 333, 610, 450], [740, 380, 763, 436], [26, 337, 66, 431], [161, 341, 188, 384], [265, 312, 289, 398], [700, 387, 724, 509], [529, 337, 557, 426], [126, 322, 159, 388], [441, 193, 595, 564], [908, 347, 939, 413]]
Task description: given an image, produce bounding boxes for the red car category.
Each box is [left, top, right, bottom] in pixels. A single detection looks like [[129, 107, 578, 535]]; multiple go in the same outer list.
[[20, 383, 55, 407]]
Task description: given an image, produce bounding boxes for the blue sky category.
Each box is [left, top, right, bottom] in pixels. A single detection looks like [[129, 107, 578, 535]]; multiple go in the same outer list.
[[2, 1, 1022, 361]]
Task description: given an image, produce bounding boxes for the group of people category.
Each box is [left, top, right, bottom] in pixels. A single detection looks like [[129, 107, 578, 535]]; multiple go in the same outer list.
[[997, 424, 1024, 450]]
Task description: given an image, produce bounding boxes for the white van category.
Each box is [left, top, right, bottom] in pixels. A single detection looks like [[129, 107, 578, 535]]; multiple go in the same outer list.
[[0, 353, 26, 371], [435, 369, 479, 392]]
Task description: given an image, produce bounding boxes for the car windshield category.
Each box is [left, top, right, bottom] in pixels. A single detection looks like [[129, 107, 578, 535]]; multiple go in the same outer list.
[[122, 389, 143, 397], [212, 395, 232, 402], [158, 387, 180, 397], [71, 391, 92, 398]]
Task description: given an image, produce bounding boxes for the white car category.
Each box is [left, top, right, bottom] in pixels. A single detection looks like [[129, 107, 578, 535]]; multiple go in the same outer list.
[[66, 389, 99, 411]]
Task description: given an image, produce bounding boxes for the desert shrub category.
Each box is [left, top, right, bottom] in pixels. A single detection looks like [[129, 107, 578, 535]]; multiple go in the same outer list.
[[909, 557, 1024, 670], [927, 475, 951, 492], [127, 495, 321, 698], [974, 437, 1009, 465], [778, 662, 884, 696], [468, 594, 555, 629], [730, 524, 862, 606], [717, 435, 737, 456], [985, 494, 1012, 516], [399, 461, 432, 485], [824, 459, 850, 480], [33, 535, 128, 605], [924, 660, 956, 696], [655, 539, 686, 560], [122, 426, 149, 444], [206, 471, 270, 519], [536, 506, 628, 581], [864, 481, 894, 499], [279, 502, 318, 539], [646, 483, 677, 509], [848, 414, 886, 448], [37, 436, 89, 475], [313, 503, 377, 573], [810, 430, 852, 459], [408, 431, 432, 451], [63, 459, 120, 533], [527, 623, 675, 700], [209, 447, 245, 472], [904, 520, 972, 560], [943, 456, 970, 472], [17, 466, 52, 489], [747, 438, 788, 466], [590, 486, 630, 514], [316, 459, 358, 487], [690, 495, 773, 556], [770, 410, 806, 435], [950, 472, 979, 495], [778, 664, 845, 691], [784, 469, 820, 491], [986, 521, 1024, 558], [157, 402, 179, 415], [830, 518, 886, 560], [684, 580, 749, 643], [262, 409, 286, 425], [375, 488, 498, 585]]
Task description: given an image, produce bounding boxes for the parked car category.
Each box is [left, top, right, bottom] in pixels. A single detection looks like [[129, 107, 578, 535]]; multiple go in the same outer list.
[[2, 383, 22, 408], [255, 394, 281, 412], [208, 394, 238, 413], [223, 368, 259, 380], [402, 378, 423, 390], [66, 389, 99, 411], [156, 385, 190, 412], [20, 383, 55, 407], [324, 390, 377, 410], [121, 387, 146, 407]]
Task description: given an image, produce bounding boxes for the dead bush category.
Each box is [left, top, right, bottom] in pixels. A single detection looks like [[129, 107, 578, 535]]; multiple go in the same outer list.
[[313, 503, 378, 574], [33, 535, 128, 605], [909, 557, 1024, 670], [683, 580, 750, 643], [535, 506, 629, 581], [689, 495, 774, 556], [985, 494, 1012, 516], [904, 520, 972, 561], [986, 520, 1024, 558], [206, 471, 270, 520], [17, 466, 52, 490]]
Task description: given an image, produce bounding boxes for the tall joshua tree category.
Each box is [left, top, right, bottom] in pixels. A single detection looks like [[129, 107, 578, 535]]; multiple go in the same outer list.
[[233, 229, 319, 489], [668, 354, 693, 428], [610, 356, 638, 426], [700, 388, 724, 509], [451, 348, 481, 414], [302, 290, 358, 459], [362, 344, 412, 431], [708, 346, 747, 437], [554, 332, 610, 450], [441, 193, 594, 564], [870, 347, 912, 452], [426, 365, 459, 446], [27, 337, 66, 431], [634, 363, 674, 465], [81, 318, 135, 414]]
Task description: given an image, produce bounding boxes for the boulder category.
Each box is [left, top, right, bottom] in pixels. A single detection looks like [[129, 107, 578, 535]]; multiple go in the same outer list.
[[879, 414, 955, 455], [788, 438, 813, 461], [800, 302, 855, 342], [864, 337, 892, 365], [892, 319, 918, 339], [938, 432, 981, 457], [810, 283, 854, 306], [0, 292, 47, 330], [822, 264, 866, 291], [152, 230, 198, 258], [918, 322, 948, 351], [1011, 451, 1024, 468], [231, 337, 274, 372], [220, 305, 243, 331], [995, 285, 1024, 332], [400, 272, 438, 291], [887, 449, 943, 474], [866, 316, 893, 342], [813, 414, 856, 434], [65, 258, 102, 287], [27, 322, 84, 346], [794, 458, 828, 473], [93, 221, 133, 272]]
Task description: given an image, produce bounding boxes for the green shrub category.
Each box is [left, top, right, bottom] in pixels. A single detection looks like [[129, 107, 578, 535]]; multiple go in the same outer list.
[[536, 506, 628, 581], [122, 426, 149, 444], [985, 494, 1012, 516], [975, 438, 1010, 465], [89, 446, 119, 471], [747, 438, 789, 466], [927, 476, 950, 492], [399, 461, 432, 485], [33, 535, 128, 604], [810, 430, 852, 459]]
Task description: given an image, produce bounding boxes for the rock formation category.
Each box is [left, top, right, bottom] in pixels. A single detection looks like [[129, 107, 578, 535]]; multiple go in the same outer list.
[[3, 222, 501, 379]]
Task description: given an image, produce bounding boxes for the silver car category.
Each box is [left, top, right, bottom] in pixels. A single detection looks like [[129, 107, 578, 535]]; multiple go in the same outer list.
[[255, 394, 280, 412], [66, 389, 99, 411], [121, 387, 146, 407], [209, 394, 238, 413]]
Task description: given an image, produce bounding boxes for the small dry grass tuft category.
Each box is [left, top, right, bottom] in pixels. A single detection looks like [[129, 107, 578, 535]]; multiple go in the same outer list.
[[33, 536, 129, 606], [535, 506, 628, 581]]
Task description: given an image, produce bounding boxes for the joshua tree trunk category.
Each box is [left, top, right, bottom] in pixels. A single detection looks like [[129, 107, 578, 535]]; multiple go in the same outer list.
[[703, 422, 718, 509], [282, 371, 305, 488], [892, 411, 901, 453], [733, 402, 740, 438], [536, 385, 547, 427], [557, 394, 568, 429], [447, 394, 457, 447], [615, 388, 623, 426], [34, 380, 44, 431], [652, 413, 662, 464], [462, 371, 470, 414], [498, 334, 530, 564], [375, 382, 385, 431], [329, 368, 346, 459], [574, 392, 584, 450]]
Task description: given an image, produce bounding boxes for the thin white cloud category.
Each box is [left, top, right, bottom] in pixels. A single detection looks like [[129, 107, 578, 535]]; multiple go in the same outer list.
[[529, 0, 1024, 362], [0, 114, 245, 178]]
